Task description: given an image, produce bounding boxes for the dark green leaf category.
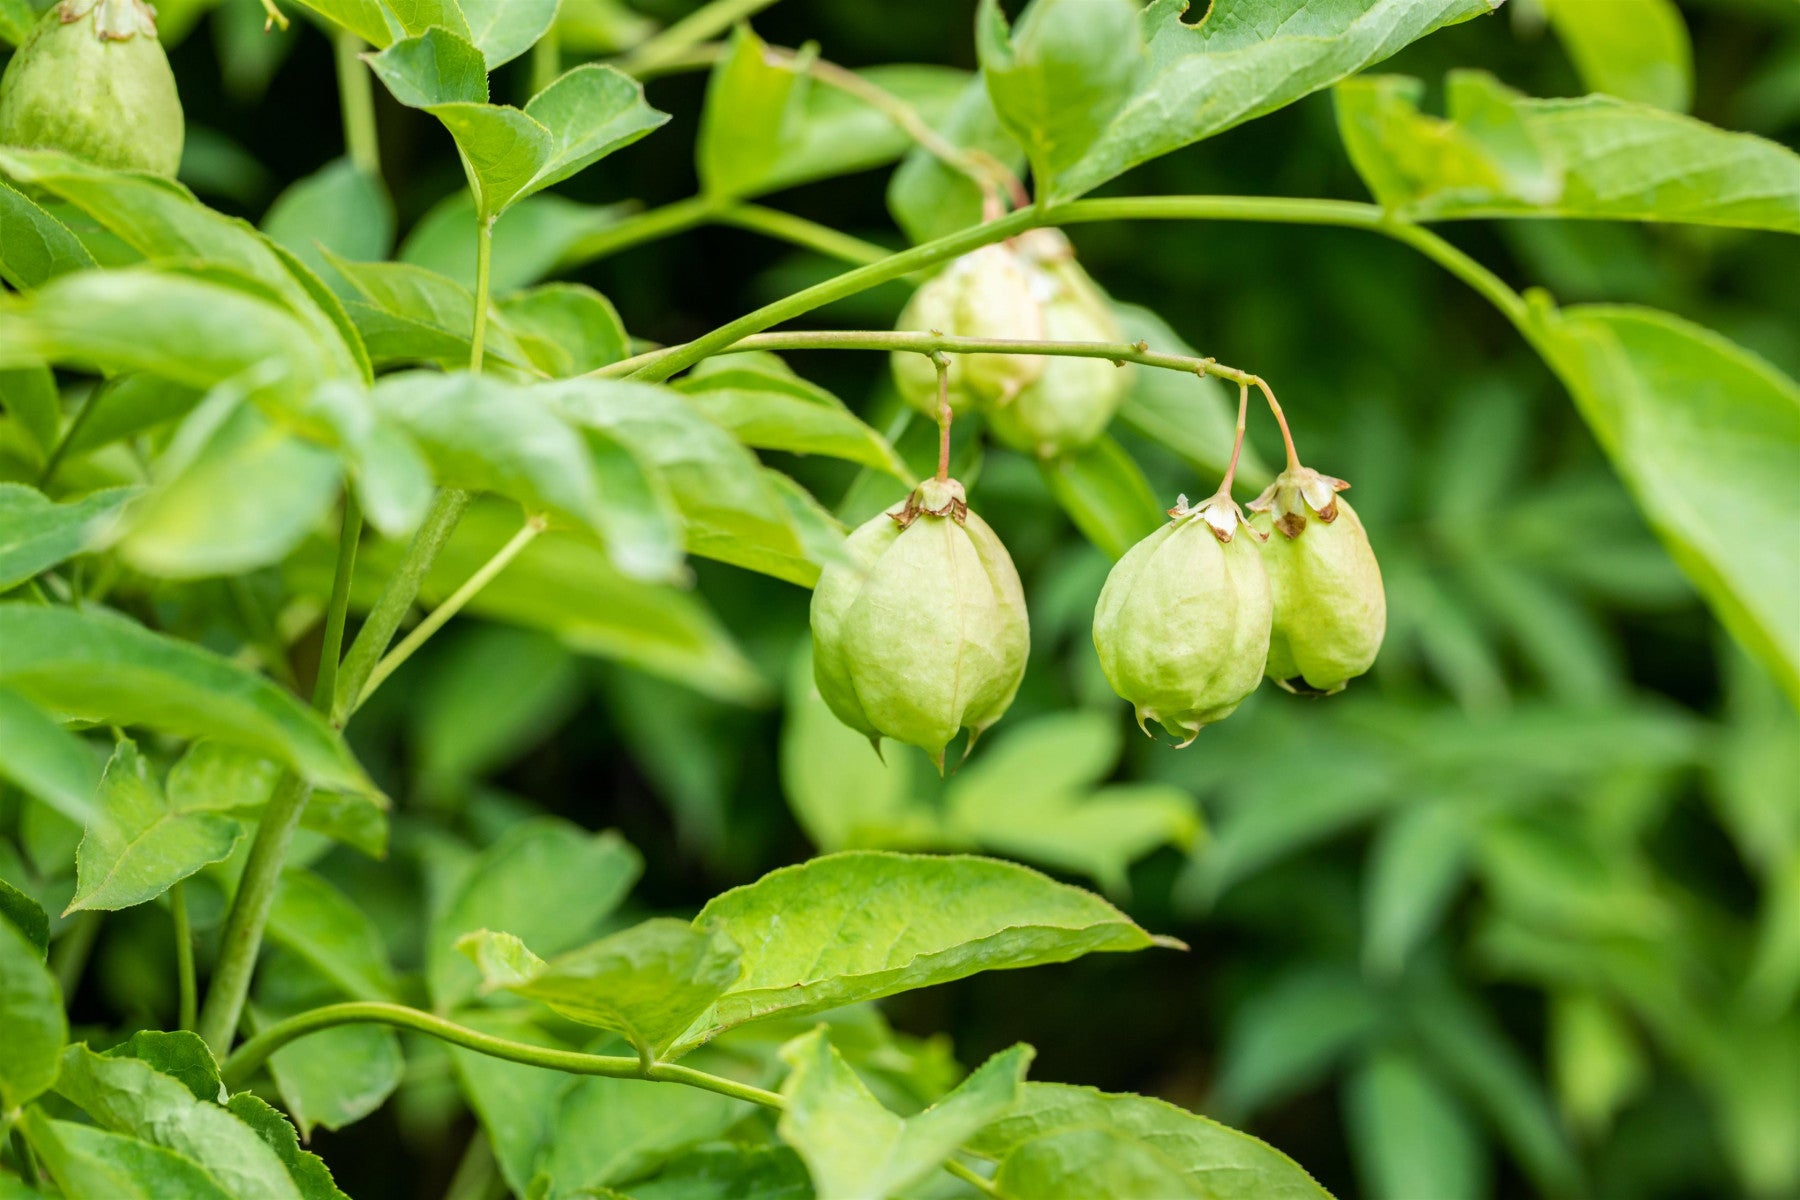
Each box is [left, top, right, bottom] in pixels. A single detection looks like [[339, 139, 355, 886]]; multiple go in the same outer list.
[[428, 817, 643, 1010], [0, 875, 49, 955], [413, 624, 580, 797], [267, 867, 399, 1001], [103, 1030, 225, 1104], [250, 951, 403, 1138], [262, 158, 395, 278], [1346, 1050, 1489, 1200], [0, 178, 97, 291], [1039, 435, 1165, 560], [0, 366, 59, 464], [0, 603, 372, 795]]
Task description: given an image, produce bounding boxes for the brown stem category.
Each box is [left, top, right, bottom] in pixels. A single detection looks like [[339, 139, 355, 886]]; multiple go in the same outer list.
[[1218, 381, 1249, 496], [1252, 377, 1301, 473], [933, 353, 952, 483]]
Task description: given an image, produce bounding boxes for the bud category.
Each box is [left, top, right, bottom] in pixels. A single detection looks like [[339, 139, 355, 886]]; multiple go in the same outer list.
[[891, 243, 1045, 416], [0, 0, 183, 177], [810, 477, 1029, 768], [1093, 493, 1272, 745], [1248, 466, 1385, 694], [985, 230, 1132, 458]]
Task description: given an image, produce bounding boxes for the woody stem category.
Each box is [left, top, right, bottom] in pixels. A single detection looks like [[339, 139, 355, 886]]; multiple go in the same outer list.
[[1252, 376, 1301, 473], [933, 352, 952, 483]]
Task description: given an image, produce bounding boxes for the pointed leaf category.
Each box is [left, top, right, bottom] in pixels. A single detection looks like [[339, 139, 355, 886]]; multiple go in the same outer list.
[[250, 952, 403, 1138], [778, 1029, 1030, 1200], [1046, 0, 1499, 201], [459, 0, 559, 70], [0, 178, 96, 291], [53, 1045, 301, 1199], [499, 282, 630, 377], [225, 1093, 352, 1200], [0, 603, 372, 794], [68, 739, 244, 913], [0, 484, 134, 592], [0, 876, 49, 956], [459, 919, 741, 1058], [677, 851, 1174, 1051], [1543, 0, 1691, 111], [1529, 302, 1800, 706], [103, 1031, 225, 1104], [0, 915, 64, 1108], [1335, 70, 1800, 231], [399, 191, 633, 291], [1346, 1051, 1488, 1200], [971, 1082, 1333, 1199]]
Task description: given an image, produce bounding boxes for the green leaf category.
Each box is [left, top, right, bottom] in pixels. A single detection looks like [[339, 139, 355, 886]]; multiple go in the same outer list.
[[971, 1082, 1333, 1199], [53, 1044, 301, 1199], [539, 377, 824, 585], [1213, 968, 1380, 1120], [1335, 71, 1800, 231], [0, 689, 99, 824], [326, 254, 535, 372], [1543, 0, 1691, 111], [1346, 1050, 1489, 1200], [1363, 801, 1472, 978], [366, 32, 667, 219], [1112, 304, 1268, 486], [0, 875, 49, 956], [976, 0, 1142, 188], [224, 1092, 352, 1200], [67, 739, 243, 913], [103, 1030, 225, 1104], [697, 27, 968, 200], [946, 711, 1199, 896], [676, 851, 1173, 1052], [887, 77, 1022, 245], [413, 624, 580, 797], [0, 603, 372, 795], [1528, 302, 1800, 707], [250, 951, 403, 1138], [459, 0, 559, 70], [0, 914, 64, 1108], [778, 1029, 1031, 1200], [536, 1070, 746, 1194], [0, 179, 96, 291], [371, 371, 684, 581], [0, 148, 360, 372], [0, 483, 134, 592], [280, 0, 389, 47], [261, 158, 395, 279], [292, 499, 767, 704], [428, 818, 643, 1010], [675, 352, 910, 479], [500, 282, 630, 377], [0, 268, 339, 395], [622, 1145, 813, 1200], [0, 365, 59, 464], [459, 919, 741, 1059], [1039, 435, 1165, 560], [117, 394, 343, 580], [398, 191, 633, 292], [61, 375, 203, 459], [18, 1111, 234, 1200], [1043, 0, 1498, 201], [443, 1009, 572, 1195], [0, 0, 34, 48], [267, 867, 400, 1001]]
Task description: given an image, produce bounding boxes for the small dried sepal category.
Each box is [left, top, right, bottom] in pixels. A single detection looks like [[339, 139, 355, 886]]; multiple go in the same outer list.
[[1249, 466, 1350, 537]]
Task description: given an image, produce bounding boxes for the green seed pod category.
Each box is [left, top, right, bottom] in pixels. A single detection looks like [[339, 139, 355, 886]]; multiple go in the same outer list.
[[1093, 493, 1272, 745], [891, 243, 1045, 416], [0, 0, 183, 177], [1248, 466, 1385, 694], [810, 477, 1029, 768], [986, 231, 1132, 458]]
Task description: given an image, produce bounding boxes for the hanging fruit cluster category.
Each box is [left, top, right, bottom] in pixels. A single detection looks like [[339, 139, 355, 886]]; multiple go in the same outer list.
[[890, 230, 1132, 459], [812, 268, 1384, 763], [0, 0, 184, 177], [1094, 383, 1386, 744]]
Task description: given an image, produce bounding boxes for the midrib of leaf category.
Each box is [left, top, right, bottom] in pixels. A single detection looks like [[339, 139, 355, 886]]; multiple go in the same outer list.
[[71, 806, 237, 910]]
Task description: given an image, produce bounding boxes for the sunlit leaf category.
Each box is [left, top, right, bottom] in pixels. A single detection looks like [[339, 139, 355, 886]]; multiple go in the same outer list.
[[1543, 0, 1691, 111], [458, 0, 559, 70], [675, 851, 1174, 1052], [777, 1029, 1030, 1199], [675, 352, 910, 478], [1336, 71, 1800, 231], [19, 1111, 234, 1200]]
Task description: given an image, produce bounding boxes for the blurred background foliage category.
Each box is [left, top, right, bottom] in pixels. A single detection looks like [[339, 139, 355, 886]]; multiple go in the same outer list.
[[5, 0, 1799, 1197]]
